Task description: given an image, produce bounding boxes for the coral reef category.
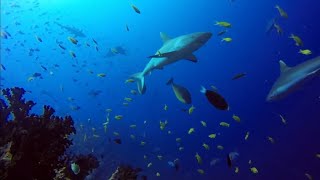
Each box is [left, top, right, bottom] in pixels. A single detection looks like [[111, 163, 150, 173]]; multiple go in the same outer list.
[[108, 165, 145, 180], [0, 87, 99, 180]]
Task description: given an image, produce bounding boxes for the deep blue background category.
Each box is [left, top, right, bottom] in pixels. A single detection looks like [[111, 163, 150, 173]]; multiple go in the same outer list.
[[1, 0, 320, 179]]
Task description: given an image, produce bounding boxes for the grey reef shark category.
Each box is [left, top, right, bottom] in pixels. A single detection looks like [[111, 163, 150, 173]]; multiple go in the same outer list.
[[267, 56, 320, 101], [131, 31, 212, 94]]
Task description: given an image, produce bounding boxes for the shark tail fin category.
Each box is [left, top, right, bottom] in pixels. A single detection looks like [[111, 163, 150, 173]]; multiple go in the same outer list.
[[131, 72, 146, 94], [166, 78, 174, 85]]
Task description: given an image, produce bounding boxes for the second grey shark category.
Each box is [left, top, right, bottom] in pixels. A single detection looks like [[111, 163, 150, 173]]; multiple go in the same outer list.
[[132, 31, 212, 94], [266, 56, 320, 101]]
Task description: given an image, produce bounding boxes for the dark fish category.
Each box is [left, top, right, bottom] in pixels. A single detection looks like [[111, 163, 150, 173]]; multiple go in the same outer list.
[[126, 24, 130, 31], [217, 29, 227, 36], [95, 46, 99, 51], [32, 72, 42, 77], [200, 86, 229, 110], [174, 159, 180, 171], [227, 154, 232, 168], [92, 38, 98, 45], [131, 5, 141, 14], [1, 64, 6, 70], [113, 138, 122, 144], [5, 30, 11, 37], [232, 72, 246, 80], [58, 44, 66, 50], [167, 78, 192, 104], [40, 65, 47, 71]]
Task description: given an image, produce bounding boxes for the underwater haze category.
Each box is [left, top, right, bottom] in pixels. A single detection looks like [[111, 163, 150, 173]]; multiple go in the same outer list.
[[1, 0, 320, 179]]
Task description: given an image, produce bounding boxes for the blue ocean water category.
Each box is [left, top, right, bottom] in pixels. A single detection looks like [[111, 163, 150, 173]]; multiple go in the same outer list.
[[1, 0, 320, 179]]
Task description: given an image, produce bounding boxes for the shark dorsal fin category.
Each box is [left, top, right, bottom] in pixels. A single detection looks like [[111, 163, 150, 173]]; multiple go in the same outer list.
[[160, 32, 171, 44], [279, 60, 291, 73]]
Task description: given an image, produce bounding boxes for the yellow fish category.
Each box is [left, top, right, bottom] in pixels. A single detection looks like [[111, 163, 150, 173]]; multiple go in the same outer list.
[[217, 145, 224, 150], [215, 21, 232, 28], [97, 73, 106, 77], [267, 136, 275, 144], [68, 36, 78, 44], [188, 128, 195, 134], [113, 132, 120, 136], [245, 131, 250, 140], [125, 78, 135, 83], [140, 141, 146, 146], [220, 122, 230, 127], [274, 23, 283, 35], [130, 134, 135, 139], [83, 133, 87, 142], [123, 102, 129, 106], [250, 167, 259, 174], [179, 147, 184, 151], [232, 114, 241, 122], [164, 104, 168, 111], [235, 167, 239, 173], [130, 124, 136, 128], [299, 49, 312, 55], [69, 51, 76, 58], [35, 35, 42, 42], [188, 105, 195, 114], [289, 34, 303, 46], [195, 152, 202, 164], [157, 155, 163, 160], [143, 155, 147, 159], [114, 115, 123, 120], [147, 162, 152, 168], [130, 90, 137, 95], [156, 172, 160, 177], [176, 138, 181, 142], [106, 108, 112, 113], [305, 173, 313, 180], [159, 120, 168, 130], [208, 134, 216, 139], [200, 121, 207, 127], [27, 77, 34, 82], [197, 169, 205, 174], [124, 97, 132, 102], [202, 143, 210, 150], [93, 134, 100, 138], [279, 114, 287, 125], [222, 37, 232, 42], [275, 5, 288, 18]]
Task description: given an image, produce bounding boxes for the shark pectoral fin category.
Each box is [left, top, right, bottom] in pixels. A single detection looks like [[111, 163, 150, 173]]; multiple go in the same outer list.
[[279, 60, 291, 73], [160, 32, 171, 44], [185, 54, 198, 62]]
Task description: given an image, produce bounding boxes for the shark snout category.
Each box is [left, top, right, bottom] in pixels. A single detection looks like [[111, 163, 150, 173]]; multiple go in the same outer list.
[[200, 32, 212, 41]]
